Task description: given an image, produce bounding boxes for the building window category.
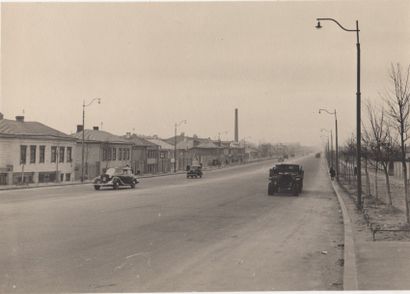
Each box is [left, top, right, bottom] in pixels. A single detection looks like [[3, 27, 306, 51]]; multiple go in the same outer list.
[[0, 173, 8, 185], [102, 148, 106, 161], [65, 173, 71, 181], [39, 172, 57, 183], [51, 146, 57, 163], [30, 145, 36, 163], [59, 147, 65, 163], [67, 147, 72, 162], [102, 146, 114, 161], [13, 172, 34, 184], [39, 146, 45, 163], [148, 150, 157, 158], [126, 148, 130, 160], [20, 145, 27, 164], [107, 147, 112, 161], [113, 148, 116, 160], [118, 148, 123, 160]]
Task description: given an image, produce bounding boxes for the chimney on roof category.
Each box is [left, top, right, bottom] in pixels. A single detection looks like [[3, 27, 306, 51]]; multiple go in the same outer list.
[[16, 116, 24, 122], [76, 125, 84, 133], [234, 108, 238, 142], [0, 113, 3, 120], [93, 126, 99, 131], [126, 132, 131, 138]]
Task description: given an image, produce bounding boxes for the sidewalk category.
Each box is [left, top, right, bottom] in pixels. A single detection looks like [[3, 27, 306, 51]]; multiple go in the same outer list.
[[0, 158, 276, 191], [331, 172, 410, 290]]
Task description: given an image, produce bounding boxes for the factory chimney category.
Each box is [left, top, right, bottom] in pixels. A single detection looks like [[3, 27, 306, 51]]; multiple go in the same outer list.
[[234, 108, 239, 142]]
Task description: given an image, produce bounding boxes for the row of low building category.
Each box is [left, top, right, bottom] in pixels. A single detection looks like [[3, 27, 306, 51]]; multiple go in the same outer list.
[[0, 114, 264, 186]]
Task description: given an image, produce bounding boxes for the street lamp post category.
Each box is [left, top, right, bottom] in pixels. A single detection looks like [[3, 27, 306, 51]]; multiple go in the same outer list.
[[174, 120, 187, 172], [319, 108, 339, 179], [321, 128, 332, 167], [316, 17, 362, 209], [81, 98, 101, 183], [242, 136, 251, 162]]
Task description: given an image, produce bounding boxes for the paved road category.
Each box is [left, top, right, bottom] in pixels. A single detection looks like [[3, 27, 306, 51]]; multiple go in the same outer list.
[[0, 156, 343, 292]]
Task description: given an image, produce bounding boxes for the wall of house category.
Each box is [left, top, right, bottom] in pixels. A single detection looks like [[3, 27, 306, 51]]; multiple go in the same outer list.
[[0, 137, 76, 185], [158, 150, 172, 173], [131, 146, 146, 175], [146, 147, 158, 174], [74, 142, 132, 180]]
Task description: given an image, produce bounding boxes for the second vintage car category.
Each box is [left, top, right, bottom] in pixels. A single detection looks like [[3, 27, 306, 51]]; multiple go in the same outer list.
[[186, 165, 203, 178], [93, 166, 139, 190], [268, 163, 304, 196]]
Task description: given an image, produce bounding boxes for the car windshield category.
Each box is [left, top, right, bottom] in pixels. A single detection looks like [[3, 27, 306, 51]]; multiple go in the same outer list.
[[276, 165, 299, 172], [122, 168, 132, 175], [105, 168, 117, 176]]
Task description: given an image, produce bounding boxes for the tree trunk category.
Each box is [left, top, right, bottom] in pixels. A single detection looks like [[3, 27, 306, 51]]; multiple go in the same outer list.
[[365, 156, 371, 197], [374, 161, 379, 200], [383, 163, 393, 206], [400, 134, 410, 223]]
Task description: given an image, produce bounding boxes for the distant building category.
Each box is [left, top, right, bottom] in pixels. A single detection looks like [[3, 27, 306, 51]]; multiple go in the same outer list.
[[145, 137, 175, 173], [124, 134, 159, 175], [167, 134, 224, 169], [71, 126, 132, 180], [245, 146, 261, 161], [0, 114, 76, 185]]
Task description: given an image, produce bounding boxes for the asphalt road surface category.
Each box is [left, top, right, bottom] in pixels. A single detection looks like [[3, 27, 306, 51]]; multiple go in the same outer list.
[[0, 155, 344, 292]]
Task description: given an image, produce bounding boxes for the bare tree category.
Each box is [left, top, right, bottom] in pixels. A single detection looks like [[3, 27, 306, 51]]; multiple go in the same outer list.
[[341, 134, 356, 186], [363, 101, 396, 206], [384, 63, 410, 223], [361, 130, 372, 198]]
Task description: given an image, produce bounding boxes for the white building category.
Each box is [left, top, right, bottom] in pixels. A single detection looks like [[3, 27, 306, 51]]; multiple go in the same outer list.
[[0, 114, 76, 185]]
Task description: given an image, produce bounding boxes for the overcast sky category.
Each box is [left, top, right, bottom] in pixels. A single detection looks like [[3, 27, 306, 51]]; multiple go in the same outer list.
[[1, 1, 410, 147]]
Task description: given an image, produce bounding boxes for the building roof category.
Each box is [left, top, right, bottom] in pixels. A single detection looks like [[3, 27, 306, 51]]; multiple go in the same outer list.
[[123, 135, 157, 147], [195, 141, 220, 149], [71, 129, 131, 144], [0, 118, 75, 141], [245, 146, 260, 153], [145, 138, 174, 150], [176, 140, 194, 150]]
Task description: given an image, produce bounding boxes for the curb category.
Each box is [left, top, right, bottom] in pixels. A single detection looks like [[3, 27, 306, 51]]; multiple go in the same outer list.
[[330, 178, 359, 290], [0, 158, 278, 192]]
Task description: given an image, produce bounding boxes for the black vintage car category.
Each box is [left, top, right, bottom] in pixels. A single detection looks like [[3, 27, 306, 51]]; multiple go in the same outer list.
[[268, 164, 304, 196], [93, 167, 139, 190], [186, 165, 203, 179]]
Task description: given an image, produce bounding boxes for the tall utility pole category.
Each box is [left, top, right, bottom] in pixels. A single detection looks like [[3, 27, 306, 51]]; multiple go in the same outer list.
[[234, 108, 239, 142], [319, 108, 339, 179], [174, 120, 187, 172], [316, 18, 362, 209], [81, 98, 101, 183]]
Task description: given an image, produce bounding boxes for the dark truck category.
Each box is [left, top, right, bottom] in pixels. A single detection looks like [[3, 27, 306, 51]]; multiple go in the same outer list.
[[268, 163, 304, 196]]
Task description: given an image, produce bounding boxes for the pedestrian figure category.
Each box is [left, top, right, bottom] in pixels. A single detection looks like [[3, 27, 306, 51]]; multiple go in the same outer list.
[[329, 166, 336, 180]]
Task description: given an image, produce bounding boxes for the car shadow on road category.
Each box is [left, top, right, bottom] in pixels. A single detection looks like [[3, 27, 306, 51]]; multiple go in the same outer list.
[[299, 189, 336, 199], [267, 189, 335, 199]]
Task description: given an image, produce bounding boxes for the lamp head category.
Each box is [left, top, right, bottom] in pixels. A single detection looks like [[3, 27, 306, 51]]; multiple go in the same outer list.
[[315, 21, 322, 29]]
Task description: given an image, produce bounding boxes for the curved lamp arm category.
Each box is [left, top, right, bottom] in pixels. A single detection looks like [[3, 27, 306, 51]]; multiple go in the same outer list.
[[319, 108, 337, 120], [84, 98, 101, 108], [316, 18, 358, 32]]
